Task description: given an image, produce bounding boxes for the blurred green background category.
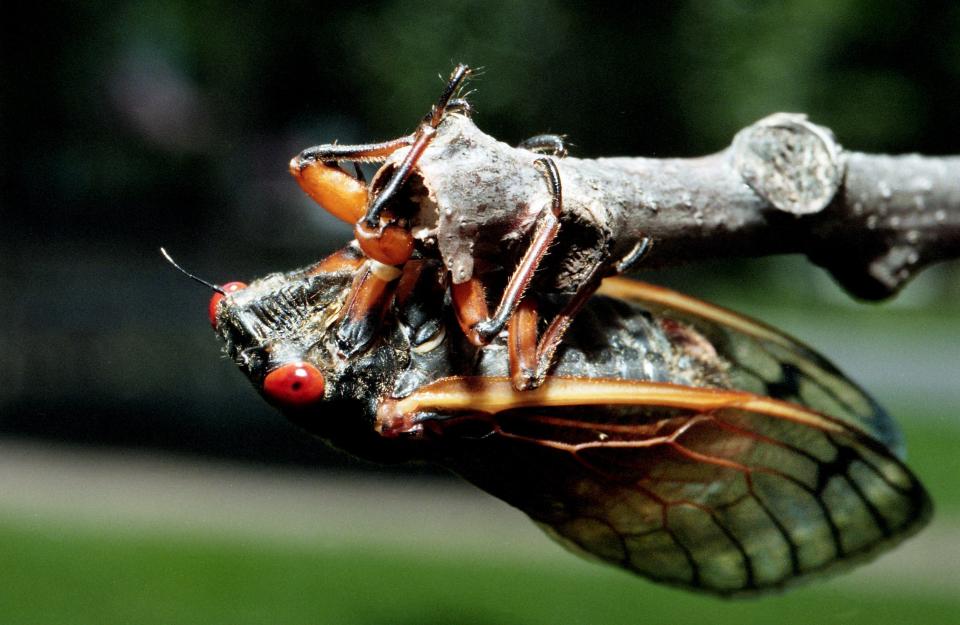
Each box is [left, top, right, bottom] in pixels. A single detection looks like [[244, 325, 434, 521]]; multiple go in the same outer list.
[[1, 1, 959, 623]]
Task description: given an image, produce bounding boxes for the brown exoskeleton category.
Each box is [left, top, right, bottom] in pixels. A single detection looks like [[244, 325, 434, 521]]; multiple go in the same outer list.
[[289, 64, 654, 391]]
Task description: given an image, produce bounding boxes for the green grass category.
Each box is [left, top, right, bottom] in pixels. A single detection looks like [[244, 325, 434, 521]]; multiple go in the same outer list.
[[0, 515, 955, 625]]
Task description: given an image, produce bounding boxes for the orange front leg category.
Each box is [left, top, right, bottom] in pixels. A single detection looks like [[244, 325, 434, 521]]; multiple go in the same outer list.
[[289, 139, 417, 357], [289, 160, 369, 225], [291, 65, 473, 271], [290, 141, 416, 356], [289, 137, 414, 225]]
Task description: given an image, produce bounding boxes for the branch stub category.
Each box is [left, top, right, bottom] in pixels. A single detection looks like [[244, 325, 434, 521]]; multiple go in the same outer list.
[[732, 113, 843, 216]]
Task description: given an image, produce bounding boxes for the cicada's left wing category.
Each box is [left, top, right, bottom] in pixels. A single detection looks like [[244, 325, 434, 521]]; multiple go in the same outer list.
[[378, 376, 931, 596]]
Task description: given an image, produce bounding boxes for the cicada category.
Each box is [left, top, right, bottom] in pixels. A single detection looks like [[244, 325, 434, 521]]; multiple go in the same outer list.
[[206, 250, 930, 596]]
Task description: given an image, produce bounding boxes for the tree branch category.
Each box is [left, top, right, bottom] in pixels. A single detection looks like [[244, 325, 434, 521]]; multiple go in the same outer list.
[[396, 113, 960, 300]]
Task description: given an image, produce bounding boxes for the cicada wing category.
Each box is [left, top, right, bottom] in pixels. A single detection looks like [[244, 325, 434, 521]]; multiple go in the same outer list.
[[597, 278, 905, 456], [422, 380, 930, 596]]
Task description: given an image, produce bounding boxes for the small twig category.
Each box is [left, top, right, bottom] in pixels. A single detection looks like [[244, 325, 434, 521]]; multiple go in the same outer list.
[[394, 113, 960, 300]]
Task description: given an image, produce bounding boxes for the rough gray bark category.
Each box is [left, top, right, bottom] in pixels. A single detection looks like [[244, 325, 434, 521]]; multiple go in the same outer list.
[[385, 113, 960, 300]]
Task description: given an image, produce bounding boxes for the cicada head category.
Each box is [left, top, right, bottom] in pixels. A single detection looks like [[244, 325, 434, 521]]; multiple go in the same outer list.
[[212, 263, 423, 462]]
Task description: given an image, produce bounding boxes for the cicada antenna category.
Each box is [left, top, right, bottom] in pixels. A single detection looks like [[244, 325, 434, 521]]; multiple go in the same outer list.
[[160, 247, 225, 294]]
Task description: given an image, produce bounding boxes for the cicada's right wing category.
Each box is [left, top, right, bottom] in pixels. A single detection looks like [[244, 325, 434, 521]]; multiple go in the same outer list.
[[380, 376, 931, 596]]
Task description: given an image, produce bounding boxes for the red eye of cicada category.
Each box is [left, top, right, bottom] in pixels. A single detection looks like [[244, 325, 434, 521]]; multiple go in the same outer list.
[[208, 281, 247, 328], [263, 361, 326, 405]]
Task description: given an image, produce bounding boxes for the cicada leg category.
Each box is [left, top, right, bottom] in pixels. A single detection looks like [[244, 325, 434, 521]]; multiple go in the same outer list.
[[334, 259, 404, 357], [393, 258, 446, 350], [289, 137, 414, 225], [304, 241, 367, 275], [305, 65, 474, 357], [354, 64, 473, 266], [508, 236, 652, 389], [334, 255, 448, 360], [450, 156, 589, 390], [507, 258, 606, 390], [390, 259, 455, 398], [454, 157, 565, 345], [518, 133, 569, 158], [453, 151, 651, 390], [293, 237, 408, 360], [294, 137, 415, 167], [292, 63, 472, 236], [292, 142, 415, 357]]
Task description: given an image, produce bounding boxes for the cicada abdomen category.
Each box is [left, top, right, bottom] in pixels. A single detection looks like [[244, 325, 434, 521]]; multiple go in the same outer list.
[[213, 262, 930, 596]]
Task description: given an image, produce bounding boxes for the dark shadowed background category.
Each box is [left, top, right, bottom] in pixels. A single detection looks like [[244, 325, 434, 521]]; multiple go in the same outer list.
[[1, 2, 959, 624]]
